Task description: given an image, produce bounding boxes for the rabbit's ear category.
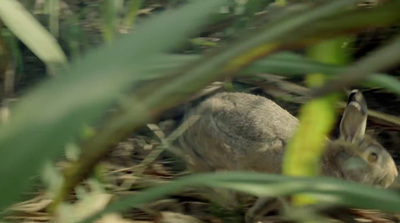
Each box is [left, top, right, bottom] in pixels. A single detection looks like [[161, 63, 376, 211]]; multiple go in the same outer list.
[[339, 89, 368, 143]]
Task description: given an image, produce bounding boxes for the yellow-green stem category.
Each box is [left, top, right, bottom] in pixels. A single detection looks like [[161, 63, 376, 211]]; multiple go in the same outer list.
[[283, 37, 352, 209]]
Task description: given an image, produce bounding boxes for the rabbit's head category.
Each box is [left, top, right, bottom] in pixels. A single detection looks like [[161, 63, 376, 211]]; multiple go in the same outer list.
[[329, 90, 398, 188]]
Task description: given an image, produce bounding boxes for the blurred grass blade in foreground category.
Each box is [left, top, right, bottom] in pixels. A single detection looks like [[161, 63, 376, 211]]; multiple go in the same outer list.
[[82, 172, 400, 223], [101, 0, 122, 43], [0, 0, 67, 75], [312, 37, 400, 98], [283, 38, 351, 207]]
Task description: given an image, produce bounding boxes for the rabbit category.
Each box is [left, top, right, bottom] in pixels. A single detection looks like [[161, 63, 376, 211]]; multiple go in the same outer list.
[[177, 89, 398, 222]]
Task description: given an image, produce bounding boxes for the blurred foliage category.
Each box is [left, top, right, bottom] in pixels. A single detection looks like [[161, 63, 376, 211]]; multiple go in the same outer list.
[[284, 38, 350, 207], [0, 0, 400, 222], [83, 171, 400, 222], [0, 0, 66, 75]]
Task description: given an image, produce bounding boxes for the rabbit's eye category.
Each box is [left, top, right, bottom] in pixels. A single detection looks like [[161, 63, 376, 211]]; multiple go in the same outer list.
[[368, 152, 378, 163]]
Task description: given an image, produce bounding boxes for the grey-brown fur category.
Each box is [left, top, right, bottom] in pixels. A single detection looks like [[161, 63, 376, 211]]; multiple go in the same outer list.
[[179, 92, 298, 173]]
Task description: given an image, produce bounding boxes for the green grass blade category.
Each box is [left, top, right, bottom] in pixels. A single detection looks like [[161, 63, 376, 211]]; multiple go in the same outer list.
[[101, 0, 121, 43], [283, 37, 351, 207], [82, 172, 400, 223], [149, 52, 400, 95], [311, 37, 400, 97], [123, 0, 143, 28], [0, 0, 67, 74], [48, 0, 59, 38]]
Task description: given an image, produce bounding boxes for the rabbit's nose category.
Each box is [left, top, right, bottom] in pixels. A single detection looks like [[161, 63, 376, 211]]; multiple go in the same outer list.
[[381, 176, 396, 188], [379, 177, 390, 188], [380, 164, 398, 188]]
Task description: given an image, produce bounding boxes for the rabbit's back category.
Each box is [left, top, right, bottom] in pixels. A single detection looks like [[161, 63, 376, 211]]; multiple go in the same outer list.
[[178, 92, 299, 172]]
